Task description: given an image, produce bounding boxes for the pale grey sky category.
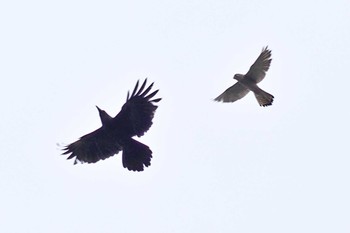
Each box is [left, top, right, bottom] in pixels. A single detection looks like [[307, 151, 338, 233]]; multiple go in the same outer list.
[[1, 0, 350, 232]]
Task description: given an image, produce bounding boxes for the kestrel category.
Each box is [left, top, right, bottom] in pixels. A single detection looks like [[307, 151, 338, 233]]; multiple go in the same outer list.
[[62, 79, 161, 172], [214, 46, 274, 107]]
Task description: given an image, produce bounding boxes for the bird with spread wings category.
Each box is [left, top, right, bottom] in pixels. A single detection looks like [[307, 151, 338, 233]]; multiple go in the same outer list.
[[62, 79, 161, 172], [214, 46, 274, 107]]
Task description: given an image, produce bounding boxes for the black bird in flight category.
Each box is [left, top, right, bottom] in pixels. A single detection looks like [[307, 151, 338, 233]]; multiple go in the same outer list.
[[62, 79, 161, 171]]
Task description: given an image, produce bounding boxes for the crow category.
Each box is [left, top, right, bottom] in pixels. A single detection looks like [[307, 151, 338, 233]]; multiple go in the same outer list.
[[62, 79, 161, 172]]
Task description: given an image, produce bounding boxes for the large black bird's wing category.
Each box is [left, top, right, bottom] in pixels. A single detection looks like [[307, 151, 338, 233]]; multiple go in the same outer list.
[[245, 46, 272, 83], [62, 128, 122, 164], [113, 79, 161, 137]]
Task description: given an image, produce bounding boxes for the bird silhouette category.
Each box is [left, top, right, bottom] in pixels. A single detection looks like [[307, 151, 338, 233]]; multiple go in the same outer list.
[[62, 79, 161, 171], [215, 46, 274, 107]]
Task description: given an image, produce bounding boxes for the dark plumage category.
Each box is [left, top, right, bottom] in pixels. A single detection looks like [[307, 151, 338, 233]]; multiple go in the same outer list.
[[62, 79, 161, 171]]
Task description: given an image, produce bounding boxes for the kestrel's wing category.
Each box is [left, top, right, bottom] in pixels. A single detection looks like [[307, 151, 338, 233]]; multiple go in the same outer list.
[[245, 46, 272, 83], [62, 128, 123, 164], [214, 82, 250, 103], [113, 79, 161, 137]]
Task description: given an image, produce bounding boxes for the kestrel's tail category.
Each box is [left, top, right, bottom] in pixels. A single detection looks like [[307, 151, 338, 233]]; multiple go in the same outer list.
[[254, 90, 274, 107]]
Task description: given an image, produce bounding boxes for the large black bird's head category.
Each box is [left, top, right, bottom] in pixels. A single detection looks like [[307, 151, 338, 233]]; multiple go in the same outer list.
[[96, 106, 113, 126]]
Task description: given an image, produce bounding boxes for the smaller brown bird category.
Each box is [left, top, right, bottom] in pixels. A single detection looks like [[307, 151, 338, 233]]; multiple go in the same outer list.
[[214, 46, 274, 107]]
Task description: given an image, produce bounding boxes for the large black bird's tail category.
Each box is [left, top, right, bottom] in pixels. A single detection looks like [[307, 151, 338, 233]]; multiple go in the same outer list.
[[122, 138, 152, 171]]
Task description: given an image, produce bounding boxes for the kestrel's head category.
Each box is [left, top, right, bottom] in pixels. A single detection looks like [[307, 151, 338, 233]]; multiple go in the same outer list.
[[233, 74, 244, 81]]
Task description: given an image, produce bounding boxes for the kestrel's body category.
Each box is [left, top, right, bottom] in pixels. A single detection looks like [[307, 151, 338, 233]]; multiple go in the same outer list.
[[215, 46, 274, 107]]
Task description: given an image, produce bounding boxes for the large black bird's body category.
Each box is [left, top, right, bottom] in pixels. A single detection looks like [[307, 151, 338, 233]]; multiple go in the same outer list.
[[62, 79, 161, 171]]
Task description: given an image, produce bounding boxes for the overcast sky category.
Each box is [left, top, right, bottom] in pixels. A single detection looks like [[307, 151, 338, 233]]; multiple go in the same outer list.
[[1, 0, 350, 232]]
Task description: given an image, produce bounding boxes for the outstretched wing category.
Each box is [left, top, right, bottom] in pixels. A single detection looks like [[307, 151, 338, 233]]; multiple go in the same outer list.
[[214, 82, 250, 103], [62, 128, 122, 164], [113, 79, 161, 137], [245, 46, 272, 83]]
